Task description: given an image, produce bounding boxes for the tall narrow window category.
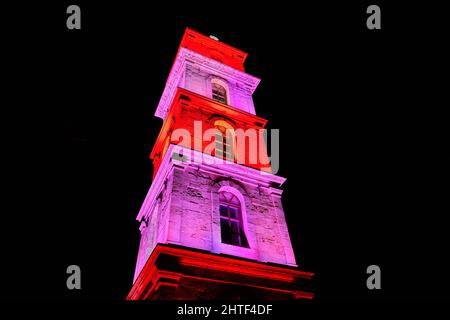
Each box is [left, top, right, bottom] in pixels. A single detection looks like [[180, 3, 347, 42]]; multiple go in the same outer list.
[[214, 120, 234, 160], [212, 82, 228, 104], [219, 191, 248, 247]]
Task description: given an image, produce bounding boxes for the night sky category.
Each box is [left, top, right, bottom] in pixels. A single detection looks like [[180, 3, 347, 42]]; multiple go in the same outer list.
[[3, 1, 448, 303]]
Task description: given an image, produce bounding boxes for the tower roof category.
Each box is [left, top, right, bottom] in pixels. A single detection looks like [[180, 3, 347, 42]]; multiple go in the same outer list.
[[179, 28, 248, 71], [155, 28, 260, 120]]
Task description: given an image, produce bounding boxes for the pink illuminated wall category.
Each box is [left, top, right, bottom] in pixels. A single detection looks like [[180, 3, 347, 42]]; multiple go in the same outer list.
[[155, 47, 260, 120], [133, 146, 297, 282]]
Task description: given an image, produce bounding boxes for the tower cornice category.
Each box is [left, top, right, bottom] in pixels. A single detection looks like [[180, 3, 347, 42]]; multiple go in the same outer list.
[[137, 145, 285, 222]]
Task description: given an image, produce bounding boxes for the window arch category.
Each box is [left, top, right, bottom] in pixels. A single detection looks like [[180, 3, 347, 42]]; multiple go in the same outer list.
[[211, 79, 229, 104], [214, 120, 235, 160], [218, 190, 248, 247]]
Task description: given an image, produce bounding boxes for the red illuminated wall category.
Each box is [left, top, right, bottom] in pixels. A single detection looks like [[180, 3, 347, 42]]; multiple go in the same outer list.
[[179, 28, 248, 71], [150, 88, 272, 178], [128, 244, 313, 300]]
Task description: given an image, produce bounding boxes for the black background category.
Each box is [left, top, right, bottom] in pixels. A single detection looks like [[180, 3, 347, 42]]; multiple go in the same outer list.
[[3, 0, 448, 305]]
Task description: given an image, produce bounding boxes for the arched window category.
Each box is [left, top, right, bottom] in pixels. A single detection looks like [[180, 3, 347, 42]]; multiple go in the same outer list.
[[211, 80, 228, 104], [214, 120, 235, 160], [219, 191, 248, 247]]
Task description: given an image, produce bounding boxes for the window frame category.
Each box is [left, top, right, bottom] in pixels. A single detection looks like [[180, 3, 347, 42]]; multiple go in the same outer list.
[[214, 120, 235, 161], [218, 190, 249, 248], [212, 82, 228, 104], [210, 78, 231, 105]]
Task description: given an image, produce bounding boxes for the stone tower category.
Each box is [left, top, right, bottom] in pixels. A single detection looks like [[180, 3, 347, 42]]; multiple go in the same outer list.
[[127, 28, 313, 300]]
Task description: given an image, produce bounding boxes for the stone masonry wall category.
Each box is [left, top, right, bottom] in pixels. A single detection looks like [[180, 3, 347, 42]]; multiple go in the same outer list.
[[183, 62, 256, 114], [167, 163, 297, 266]]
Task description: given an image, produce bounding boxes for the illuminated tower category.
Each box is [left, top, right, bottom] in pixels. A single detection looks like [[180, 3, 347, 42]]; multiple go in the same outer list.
[[127, 28, 313, 300]]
